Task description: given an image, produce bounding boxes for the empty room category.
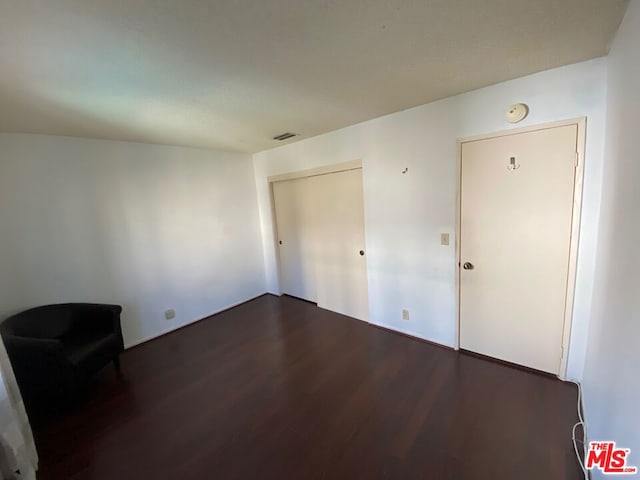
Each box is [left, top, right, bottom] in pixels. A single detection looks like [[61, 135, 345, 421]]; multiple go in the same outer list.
[[0, 1, 638, 479]]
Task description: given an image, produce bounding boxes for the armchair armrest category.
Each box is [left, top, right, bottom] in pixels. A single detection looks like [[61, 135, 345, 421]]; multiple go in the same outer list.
[[69, 304, 124, 350], [1, 335, 76, 396], [3, 334, 64, 358]]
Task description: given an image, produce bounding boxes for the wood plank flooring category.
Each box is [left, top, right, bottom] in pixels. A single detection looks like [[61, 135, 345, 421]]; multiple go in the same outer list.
[[32, 294, 582, 479]]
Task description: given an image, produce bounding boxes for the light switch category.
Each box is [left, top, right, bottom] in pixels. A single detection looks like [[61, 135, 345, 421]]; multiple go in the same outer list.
[[402, 309, 410, 321], [441, 233, 450, 246]]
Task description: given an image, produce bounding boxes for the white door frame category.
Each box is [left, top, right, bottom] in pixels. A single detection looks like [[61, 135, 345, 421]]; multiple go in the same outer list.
[[268, 159, 364, 297], [455, 118, 586, 379], [267, 159, 362, 183]]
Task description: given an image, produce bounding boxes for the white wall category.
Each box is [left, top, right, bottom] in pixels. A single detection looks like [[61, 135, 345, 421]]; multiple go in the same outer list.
[[582, 1, 640, 475], [0, 134, 266, 347], [253, 58, 607, 380]]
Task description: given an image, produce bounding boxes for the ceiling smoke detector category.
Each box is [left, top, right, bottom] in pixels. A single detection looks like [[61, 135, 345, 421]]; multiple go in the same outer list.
[[273, 132, 297, 141], [505, 103, 529, 123]]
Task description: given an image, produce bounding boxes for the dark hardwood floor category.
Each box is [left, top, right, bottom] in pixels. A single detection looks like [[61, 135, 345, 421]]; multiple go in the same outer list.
[[32, 294, 582, 479]]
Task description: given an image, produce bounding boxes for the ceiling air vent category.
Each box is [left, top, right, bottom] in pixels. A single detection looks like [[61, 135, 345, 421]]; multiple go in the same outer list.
[[273, 132, 297, 141]]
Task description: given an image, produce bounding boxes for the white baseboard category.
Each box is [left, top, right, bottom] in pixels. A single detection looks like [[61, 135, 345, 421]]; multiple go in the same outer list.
[[124, 292, 269, 349], [369, 320, 454, 349]]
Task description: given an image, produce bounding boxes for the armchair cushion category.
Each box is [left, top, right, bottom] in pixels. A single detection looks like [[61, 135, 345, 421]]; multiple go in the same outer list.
[[62, 332, 122, 375]]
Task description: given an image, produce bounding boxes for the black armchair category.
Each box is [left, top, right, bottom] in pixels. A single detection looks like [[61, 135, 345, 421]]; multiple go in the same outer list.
[[0, 303, 124, 406]]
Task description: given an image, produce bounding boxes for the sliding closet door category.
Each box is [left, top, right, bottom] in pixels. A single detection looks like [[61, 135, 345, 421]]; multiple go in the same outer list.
[[272, 177, 316, 302], [309, 169, 369, 321]]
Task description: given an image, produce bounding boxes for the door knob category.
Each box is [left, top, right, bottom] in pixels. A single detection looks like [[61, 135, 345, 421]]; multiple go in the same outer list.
[[359, 250, 365, 256], [463, 262, 474, 270]]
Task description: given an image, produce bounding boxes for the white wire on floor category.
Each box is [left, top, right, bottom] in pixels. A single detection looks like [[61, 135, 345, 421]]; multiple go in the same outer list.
[[567, 379, 588, 479]]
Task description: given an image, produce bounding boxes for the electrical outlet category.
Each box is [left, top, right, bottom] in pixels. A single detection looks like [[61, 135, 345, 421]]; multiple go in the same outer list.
[[441, 233, 450, 246], [165, 309, 176, 320], [402, 309, 410, 321]]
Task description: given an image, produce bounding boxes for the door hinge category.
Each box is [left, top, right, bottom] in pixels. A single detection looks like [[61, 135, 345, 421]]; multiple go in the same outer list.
[[575, 152, 579, 167]]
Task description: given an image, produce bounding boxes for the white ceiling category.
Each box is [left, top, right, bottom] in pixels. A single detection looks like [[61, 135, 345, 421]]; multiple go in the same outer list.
[[0, 0, 627, 153]]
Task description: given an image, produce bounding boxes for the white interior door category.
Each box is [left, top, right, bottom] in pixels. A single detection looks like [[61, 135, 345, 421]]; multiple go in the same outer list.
[[272, 177, 316, 302], [309, 169, 369, 321], [459, 125, 578, 374]]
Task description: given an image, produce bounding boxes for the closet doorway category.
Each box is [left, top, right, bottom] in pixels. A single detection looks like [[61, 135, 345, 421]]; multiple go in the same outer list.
[[271, 163, 369, 321]]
